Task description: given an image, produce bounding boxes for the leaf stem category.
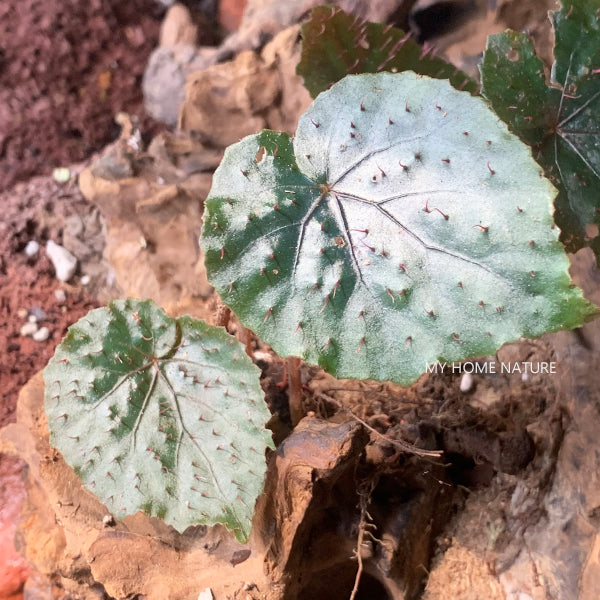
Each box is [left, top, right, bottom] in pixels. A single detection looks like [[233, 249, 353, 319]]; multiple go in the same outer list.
[[286, 356, 304, 426]]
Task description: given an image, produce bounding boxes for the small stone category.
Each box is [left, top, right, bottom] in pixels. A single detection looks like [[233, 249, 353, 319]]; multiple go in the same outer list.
[[32, 327, 50, 342], [460, 372, 474, 393], [28, 314, 37, 324], [46, 240, 77, 282], [24, 240, 40, 257], [253, 350, 272, 362], [80, 274, 91, 286], [17, 308, 28, 319], [54, 289, 67, 303], [20, 322, 38, 337], [52, 167, 71, 183], [102, 515, 115, 527], [197, 588, 213, 600]]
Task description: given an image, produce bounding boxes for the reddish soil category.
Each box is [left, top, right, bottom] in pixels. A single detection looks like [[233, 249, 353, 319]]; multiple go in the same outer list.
[[0, 0, 163, 193], [0, 176, 100, 428]]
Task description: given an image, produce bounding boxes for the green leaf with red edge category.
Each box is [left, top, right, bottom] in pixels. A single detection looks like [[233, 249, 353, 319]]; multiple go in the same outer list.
[[481, 0, 600, 262], [201, 72, 597, 386], [297, 4, 476, 98], [44, 298, 273, 543]]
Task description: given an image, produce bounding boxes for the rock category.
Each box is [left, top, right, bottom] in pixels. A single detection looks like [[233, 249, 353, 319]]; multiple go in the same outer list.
[[32, 326, 50, 342], [45, 240, 77, 282], [79, 165, 214, 311], [52, 167, 71, 183], [160, 3, 198, 46], [80, 274, 91, 286], [179, 26, 311, 144], [142, 45, 218, 126], [24, 240, 40, 257], [29, 306, 46, 321], [144, 0, 407, 127], [0, 373, 275, 600], [424, 543, 505, 600], [60, 204, 112, 301], [255, 416, 453, 599], [256, 418, 368, 587], [181, 50, 279, 146], [54, 289, 67, 303], [77, 120, 217, 314]]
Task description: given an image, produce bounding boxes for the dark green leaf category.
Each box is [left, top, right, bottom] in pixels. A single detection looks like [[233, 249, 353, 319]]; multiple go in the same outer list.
[[481, 0, 600, 261], [297, 5, 476, 98]]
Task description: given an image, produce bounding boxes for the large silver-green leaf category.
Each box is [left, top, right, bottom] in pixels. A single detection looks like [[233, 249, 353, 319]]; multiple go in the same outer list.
[[201, 72, 597, 385], [44, 299, 273, 543]]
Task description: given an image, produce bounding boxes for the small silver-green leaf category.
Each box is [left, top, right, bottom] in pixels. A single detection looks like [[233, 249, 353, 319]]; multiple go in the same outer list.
[[43, 298, 273, 543]]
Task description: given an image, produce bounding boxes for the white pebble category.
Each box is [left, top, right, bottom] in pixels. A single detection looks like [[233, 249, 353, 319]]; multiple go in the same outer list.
[[24, 240, 40, 257], [46, 240, 77, 282], [460, 372, 474, 393], [33, 326, 50, 342], [17, 308, 28, 319], [52, 167, 71, 183], [102, 514, 115, 527], [28, 314, 37, 323], [197, 589, 214, 600], [54, 289, 67, 303], [20, 322, 39, 337], [80, 274, 91, 286]]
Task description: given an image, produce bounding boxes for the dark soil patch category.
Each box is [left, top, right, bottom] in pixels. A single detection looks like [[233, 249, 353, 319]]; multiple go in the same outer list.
[[0, 0, 164, 192]]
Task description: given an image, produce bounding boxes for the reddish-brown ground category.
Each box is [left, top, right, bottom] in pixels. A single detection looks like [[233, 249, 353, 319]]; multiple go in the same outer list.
[[0, 0, 170, 427], [0, 177, 100, 428], [0, 0, 163, 193]]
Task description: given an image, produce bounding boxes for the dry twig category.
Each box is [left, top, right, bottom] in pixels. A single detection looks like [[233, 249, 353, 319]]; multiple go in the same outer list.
[[313, 390, 443, 458]]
